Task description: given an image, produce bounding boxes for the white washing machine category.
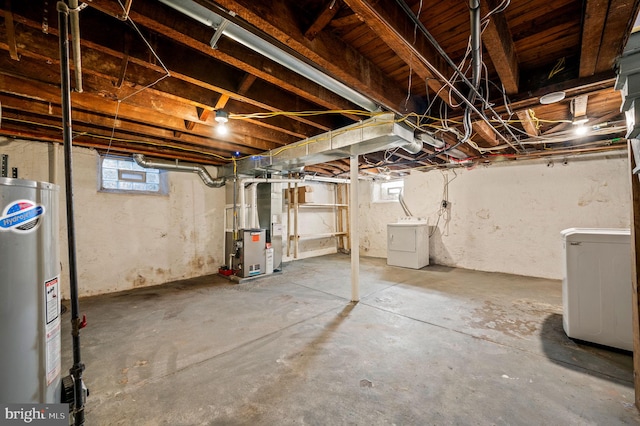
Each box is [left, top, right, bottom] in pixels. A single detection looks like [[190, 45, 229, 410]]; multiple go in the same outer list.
[[387, 218, 429, 269], [561, 228, 632, 351]]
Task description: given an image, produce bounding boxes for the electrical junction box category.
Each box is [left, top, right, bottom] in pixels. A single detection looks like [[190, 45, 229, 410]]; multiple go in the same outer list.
[[387, 218, 429, 269]]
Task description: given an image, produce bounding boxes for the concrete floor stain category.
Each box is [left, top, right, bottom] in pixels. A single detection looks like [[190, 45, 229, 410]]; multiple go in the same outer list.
[[467, 300, 539, 338]]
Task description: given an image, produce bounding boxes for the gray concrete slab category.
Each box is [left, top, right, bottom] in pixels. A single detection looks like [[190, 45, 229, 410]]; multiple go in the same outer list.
[[62, 254, 640, 425]]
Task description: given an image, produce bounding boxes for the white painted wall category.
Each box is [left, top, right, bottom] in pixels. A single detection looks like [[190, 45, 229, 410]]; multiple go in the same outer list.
[[359, 154, 631, 279], [1, 139, 225, 297]]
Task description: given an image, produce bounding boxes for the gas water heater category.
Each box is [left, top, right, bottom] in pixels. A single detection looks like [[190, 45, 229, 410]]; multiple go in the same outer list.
[[0, 177, 62, 403]]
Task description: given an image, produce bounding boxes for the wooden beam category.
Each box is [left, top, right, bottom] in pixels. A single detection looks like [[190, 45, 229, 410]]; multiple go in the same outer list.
[[516, 109, 539, 137], [596, 0, 640, 74], [184, 120, 196, 131], [480, 0, 518, 94], [89, 0, 367, 114], [305, 0, 341, 41], [330, 12, 362, 28], [77, 0, 132, 20], [6, 10, 339, 132], [214, 94, 230, 110], [0, 26, 317, 141], [579, 0, 608, 77], [203, 0, 419, 112], [4, 1, 19, 61], [392, 151, 433, 167], [0, 94, 268, 155], [499, 73, 616, 113], [342, 0, 450, 105], [114, 32, 131, 89], [0, 107, 256, 160], [196, 106, 210, 123], [237, 74, 257, 95], [628, 140, 640, 409], [472, 121, 499, 147], [303, 165, 334, 176], [0, 127, 228, 165], [0, 73, 283, 151]]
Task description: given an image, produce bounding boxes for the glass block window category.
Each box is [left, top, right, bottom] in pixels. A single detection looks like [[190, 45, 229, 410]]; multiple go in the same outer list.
[[372, 179, 404, 203], [99, 155, 168, 195]]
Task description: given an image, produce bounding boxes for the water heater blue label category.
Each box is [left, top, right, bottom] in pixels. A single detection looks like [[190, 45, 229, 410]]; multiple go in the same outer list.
[[0, 199, 45, 233]]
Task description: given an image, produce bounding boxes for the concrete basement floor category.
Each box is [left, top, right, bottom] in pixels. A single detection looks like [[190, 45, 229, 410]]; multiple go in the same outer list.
[[62, 254, 639, 425]]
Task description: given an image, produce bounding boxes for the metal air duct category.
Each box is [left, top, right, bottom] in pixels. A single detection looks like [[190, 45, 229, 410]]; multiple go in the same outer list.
[[219, 113, 416, 176], [156, 0, 378, 111], [133, 154, 226, 188]]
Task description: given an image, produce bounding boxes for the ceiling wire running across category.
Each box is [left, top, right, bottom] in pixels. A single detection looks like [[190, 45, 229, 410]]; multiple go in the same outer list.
[[0, 0, 634, 175]]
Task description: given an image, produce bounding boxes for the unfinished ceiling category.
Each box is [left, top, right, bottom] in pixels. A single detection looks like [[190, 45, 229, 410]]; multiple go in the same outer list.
[[0, 0, 638, 177]]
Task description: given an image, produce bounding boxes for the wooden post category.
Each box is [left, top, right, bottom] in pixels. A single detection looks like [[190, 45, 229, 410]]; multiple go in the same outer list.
[[286, 182, 291, 258], [628, 140, 640, 409], [294, 182, 299, 259]]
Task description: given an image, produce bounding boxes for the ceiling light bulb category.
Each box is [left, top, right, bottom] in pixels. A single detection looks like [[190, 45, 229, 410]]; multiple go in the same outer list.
[[574, 125, 588, 136], [216, 123, 228, 136]]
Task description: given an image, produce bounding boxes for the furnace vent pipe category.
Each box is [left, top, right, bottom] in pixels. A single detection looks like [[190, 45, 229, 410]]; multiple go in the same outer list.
[[133, 154, 226, 188], [68, 0, 83, 93]]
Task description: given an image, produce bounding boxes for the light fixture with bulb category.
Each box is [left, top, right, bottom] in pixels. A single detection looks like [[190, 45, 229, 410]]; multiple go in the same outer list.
[[574, 124, 589, 135], [570, 95, 589, 135], [572, 115, 589, 135], [215, 110, 229, 136]]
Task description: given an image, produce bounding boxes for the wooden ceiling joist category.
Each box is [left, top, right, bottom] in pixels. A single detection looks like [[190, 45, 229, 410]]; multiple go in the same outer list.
[[3, 1, 19, 61], [480, 0, 519, 94], [579, 0, 608, 78], [204, 0, 417, 112], [343, 0, 450, 105], [516, 109, 539, 137], [84, 0, 365, 114], [4, 9, 339, 132], [0, 73, 282, 153], [304, 0, 341, 41]]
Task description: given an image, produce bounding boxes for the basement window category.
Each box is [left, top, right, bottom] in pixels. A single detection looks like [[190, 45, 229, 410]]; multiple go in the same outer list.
[[98, 155, 168, 195], [372, 179, 404, 203]]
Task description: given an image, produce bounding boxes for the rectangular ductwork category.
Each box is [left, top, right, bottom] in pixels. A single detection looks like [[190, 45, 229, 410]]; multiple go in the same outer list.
[[220, 113, 416, 177]]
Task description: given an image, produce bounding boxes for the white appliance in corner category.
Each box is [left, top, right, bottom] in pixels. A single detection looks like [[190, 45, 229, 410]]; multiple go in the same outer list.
[[387, 217, 429, 269], [561, 228, 633, 351]]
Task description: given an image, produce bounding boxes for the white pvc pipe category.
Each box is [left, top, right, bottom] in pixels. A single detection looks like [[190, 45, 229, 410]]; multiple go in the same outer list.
[[51, 143, 60, 185], [304, 175, 351, 184], [249, 183, 258, 228], [237, 177, 304, 232], [350, 155, 360, 302], [239, 181, 246, 229]]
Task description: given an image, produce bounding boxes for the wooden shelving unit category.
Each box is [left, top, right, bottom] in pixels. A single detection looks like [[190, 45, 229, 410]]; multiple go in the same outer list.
[[286, 182, 350, 259]]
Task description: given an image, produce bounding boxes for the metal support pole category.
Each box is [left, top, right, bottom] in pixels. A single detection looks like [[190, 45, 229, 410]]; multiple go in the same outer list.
[[57, 2, 85, 424], [350, 155, 359, 302]]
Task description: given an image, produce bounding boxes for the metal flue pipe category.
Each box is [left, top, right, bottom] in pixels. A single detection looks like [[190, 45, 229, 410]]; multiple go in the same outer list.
[[68, 0, 83, 93], [394, 0, 522, 152], [57, 2, 85, 424], [133, 154, 226, 188]]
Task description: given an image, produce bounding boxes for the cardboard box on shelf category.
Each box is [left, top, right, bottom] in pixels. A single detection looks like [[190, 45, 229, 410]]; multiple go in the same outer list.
[[285, 186, 314, 204]]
